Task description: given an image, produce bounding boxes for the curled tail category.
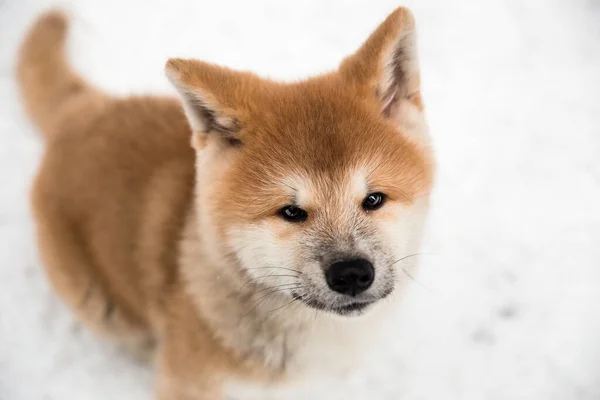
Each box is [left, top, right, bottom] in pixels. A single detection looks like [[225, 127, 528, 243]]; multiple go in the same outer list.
[[18, 10, 97, 136]]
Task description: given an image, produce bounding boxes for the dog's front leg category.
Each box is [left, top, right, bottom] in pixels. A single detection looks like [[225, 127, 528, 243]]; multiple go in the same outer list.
[[154, 340, 225, 400], [155, 379, 222, 400], [155, 364, 224, 400]]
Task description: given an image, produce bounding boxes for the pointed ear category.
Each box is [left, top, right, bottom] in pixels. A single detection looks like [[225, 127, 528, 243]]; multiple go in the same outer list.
[[165, 58, 245, 145], [339, 7, 422, 120]]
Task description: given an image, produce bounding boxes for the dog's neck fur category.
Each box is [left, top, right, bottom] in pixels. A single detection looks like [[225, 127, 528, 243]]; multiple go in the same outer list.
[[178, 206, 396, 379]]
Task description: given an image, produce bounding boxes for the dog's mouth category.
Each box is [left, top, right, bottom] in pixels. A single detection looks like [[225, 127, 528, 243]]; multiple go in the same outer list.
[[292, 292, 379, 316], [332, 301, 372, 314]]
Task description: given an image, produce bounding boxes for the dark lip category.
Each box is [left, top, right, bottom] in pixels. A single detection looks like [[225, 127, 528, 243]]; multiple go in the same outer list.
[[333, 302, 371, 314], [292, 293, 374, 315]]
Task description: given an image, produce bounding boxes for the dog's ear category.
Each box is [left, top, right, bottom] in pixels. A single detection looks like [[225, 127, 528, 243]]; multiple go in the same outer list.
[[166, 59, 253, 146], [339, 7, 422, 122]]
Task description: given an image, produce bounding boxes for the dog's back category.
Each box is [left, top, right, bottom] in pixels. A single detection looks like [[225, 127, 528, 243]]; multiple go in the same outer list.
[[19, 11, 195, 352]]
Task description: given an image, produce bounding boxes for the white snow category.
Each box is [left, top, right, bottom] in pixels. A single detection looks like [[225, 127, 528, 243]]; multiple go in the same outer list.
[[1, 0, 599, 399]]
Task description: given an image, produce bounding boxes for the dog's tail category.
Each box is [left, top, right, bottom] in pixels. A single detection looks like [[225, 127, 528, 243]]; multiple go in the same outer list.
[[17, 10, 99, 136]]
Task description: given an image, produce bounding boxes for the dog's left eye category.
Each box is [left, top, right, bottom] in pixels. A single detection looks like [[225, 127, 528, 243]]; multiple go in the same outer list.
[[279, 205, 308, 223], [362, 192, 386, 211]]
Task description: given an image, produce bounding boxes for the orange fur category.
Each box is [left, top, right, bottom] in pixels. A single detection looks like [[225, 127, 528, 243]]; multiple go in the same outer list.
[[19, 7, 434, 399]]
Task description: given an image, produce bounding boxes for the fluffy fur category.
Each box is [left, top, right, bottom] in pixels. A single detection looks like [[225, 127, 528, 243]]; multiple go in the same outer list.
[[18, 7, 434, 399]]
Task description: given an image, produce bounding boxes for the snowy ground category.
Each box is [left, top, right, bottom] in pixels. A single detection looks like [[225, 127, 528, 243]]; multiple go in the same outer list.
[[1, 0, 599, 399]]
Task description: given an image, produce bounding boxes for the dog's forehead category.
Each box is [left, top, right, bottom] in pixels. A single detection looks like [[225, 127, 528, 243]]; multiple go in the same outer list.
[[247, 79, 394, 148], [279, 167, 368, 206], [242, 86, 401, 179]]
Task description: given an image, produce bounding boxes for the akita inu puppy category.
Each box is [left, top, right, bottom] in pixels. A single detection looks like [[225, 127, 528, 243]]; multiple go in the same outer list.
[[18, 6, 433, 399]]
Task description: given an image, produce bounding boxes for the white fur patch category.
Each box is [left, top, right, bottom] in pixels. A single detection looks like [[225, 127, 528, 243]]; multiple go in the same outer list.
[[349, 168, 368, 200], [278, 174, 313, 206], [223, 297, 399, 400]]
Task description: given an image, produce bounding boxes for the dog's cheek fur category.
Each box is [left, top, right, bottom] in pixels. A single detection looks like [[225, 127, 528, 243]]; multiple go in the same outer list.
[[376, 198, 430, 288], [193, 142, 239, 264], [226, 222, 301, 284]]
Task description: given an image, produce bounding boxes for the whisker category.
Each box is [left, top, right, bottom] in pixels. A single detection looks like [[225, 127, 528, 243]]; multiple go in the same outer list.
[[401, 267, 433, 292], [267, 298, 299, 315], [254, 286, 300, 303], [269, 298, 303, 319], [246, 267, 302, 275], [250, 283, 301, 297], [239, 274, 300, 291], [392, 252, 434, 265], [242, 286, 301, 319]]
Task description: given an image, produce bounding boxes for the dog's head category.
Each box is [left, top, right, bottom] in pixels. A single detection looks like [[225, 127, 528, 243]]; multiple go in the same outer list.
[[167, 8, 433, 317]]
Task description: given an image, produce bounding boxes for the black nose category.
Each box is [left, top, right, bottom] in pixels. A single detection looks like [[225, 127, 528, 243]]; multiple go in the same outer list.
[[325, 258, 374, 296]]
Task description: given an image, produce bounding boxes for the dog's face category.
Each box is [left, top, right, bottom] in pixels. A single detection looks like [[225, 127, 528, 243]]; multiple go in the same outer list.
[[168, 8, 433, 316]]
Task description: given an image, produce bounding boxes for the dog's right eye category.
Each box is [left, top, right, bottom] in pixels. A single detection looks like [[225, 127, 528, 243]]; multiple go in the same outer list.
[[279, 205, 308, 223]]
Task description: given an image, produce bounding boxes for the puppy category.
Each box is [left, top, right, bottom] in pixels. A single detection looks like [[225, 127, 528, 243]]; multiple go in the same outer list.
[[18, 7, 433, 399]]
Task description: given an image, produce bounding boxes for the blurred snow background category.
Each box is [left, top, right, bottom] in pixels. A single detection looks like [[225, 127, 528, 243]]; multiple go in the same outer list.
[[0, 0, 599, 399]]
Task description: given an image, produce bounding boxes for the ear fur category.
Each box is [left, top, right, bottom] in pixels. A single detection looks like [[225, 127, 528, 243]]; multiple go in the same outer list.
[[165, 59, 242, 143], [339, 7, 422, 120]]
